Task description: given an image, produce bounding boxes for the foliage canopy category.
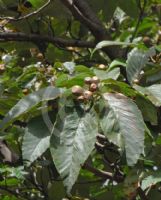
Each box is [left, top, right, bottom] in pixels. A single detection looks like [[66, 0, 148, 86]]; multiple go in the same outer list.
[[0, 0, 161, 199]]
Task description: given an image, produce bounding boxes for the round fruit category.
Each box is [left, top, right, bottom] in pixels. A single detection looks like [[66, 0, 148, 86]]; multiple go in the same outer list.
[[84, 77, 92, 85], [98, 64, 106, 69], [133, 79, 139, 84], [143, 36, 152, 47], [77, 95, 85, 101], [92, 76, 100, 84], [22, 88, 29, 95], [84, 90, 93, 100], [36, 53, 44, 60], [46, 66, 53, 74], [89, 83, 98, 92], [71, 85, 84, 95], [0, 64, 5, 74]]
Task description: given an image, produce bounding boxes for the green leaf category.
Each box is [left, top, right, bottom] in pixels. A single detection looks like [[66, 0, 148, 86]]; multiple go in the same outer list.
[[0, 86, 62, 130], [92, 40, 135, 55], [135, 95, 158, 125], [134, 84, 161, 107], [156, 135, 161, 145], [0, 84, 4, 97], [126, 48, 156, 84], [22, 116, 51, 165], [142, 66, 161, 85], [113, 7, 127, 24], [0, 178, 20, 186], [75, 65, 93, 75], [96, 41, 134, 49], [144, 84, 161, 107], [28, 0, 44, 8], [94, 68, 120, 81], [64, 73, 93, 88], [101, 93, 145, 166], [141, 173, 161, 190], [50, 102, 98, 193], [102, 80, 136, 97], [109, 60, 126, 70], [63, 62, 76, 74], [100, 106, 124, 149], [55, 74, 68, 87]]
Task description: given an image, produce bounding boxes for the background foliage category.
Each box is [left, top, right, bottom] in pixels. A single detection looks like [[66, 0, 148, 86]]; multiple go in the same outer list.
[[0, 0, 161, 199]]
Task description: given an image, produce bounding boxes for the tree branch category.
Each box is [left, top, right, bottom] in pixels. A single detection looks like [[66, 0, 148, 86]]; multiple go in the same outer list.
[[0, 0, 51, 22], [60, 0, 122, 59], [0, 32, 95, 48], [60, 0, 107, 40], [0, 0, 123, 59]]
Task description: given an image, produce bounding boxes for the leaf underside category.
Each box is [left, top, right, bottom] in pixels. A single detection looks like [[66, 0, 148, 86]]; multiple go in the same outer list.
[[50, 102, 98, 193], [101, 93, 145, 166]]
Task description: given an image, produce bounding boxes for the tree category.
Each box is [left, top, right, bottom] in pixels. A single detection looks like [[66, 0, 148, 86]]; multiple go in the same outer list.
[[0, 0, 161, 199]]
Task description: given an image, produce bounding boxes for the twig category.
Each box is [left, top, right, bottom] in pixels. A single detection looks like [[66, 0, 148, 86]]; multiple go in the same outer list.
[[82, 163, 113, 179], [137, 186, 149, 200], [130, 0, 147, 42], [82, 163, 124, 183], [125, 0, 147, 58], [0, 186, 28, 200], [0, 0, 51, 22]]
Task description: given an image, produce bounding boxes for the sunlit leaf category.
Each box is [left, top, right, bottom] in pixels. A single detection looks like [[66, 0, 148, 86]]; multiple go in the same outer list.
[[134, 84, 161, 107], [126, 48, 156, 84], [50, 102, 98, 193], [22, 116, 51, 165], [94, 68, 120, 81], [0, 87, 62, 130], [101, 93, 145, 166], [109, 60, 126, 69], [92, 40, 135, 55], [135, 95, 158, 125], [141, 173, 161, 190]]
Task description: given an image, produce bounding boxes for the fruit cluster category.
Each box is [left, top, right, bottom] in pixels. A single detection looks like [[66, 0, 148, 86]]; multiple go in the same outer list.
[[71, 76, 100, 101]]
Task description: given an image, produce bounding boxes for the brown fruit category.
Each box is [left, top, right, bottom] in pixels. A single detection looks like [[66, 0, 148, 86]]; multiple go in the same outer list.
[[36, 53, 44, 60], [30, 48, 39, 57], [84, 90, 93, 100], [89, 83, 98, 92], [71, 85, 84, 95], [133, 79, 139, 84], [92, 76, 100, 84], [22, 88, 29, 95], [143, 36, 152, 47], [77, 95, 85, 102], [84, 77, 92, 85], [46, 66, 53, 74], [0, 64, 5, 74]]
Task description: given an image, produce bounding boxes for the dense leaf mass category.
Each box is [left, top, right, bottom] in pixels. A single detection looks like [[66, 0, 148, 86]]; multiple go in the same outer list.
[[0, 0, 160, 199]]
